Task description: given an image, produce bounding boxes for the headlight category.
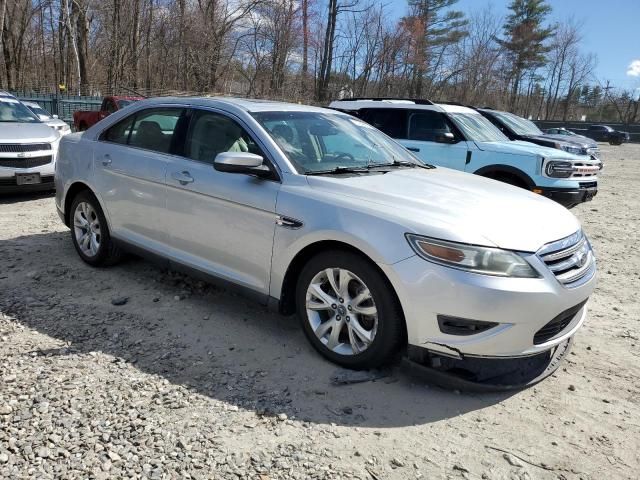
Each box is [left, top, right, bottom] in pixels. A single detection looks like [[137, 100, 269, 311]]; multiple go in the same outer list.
[[561, 145, 582, 155], [545, 160, 574, 178], [405, 234, 540, 278]]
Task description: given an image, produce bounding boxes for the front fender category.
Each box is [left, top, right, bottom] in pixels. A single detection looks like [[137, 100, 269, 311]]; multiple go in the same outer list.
[[269, 186, 415, 299]]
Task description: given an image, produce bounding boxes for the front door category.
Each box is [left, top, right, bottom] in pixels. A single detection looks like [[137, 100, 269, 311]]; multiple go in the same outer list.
[[164, 109, 280, 294], [401, 110, 469, 170]]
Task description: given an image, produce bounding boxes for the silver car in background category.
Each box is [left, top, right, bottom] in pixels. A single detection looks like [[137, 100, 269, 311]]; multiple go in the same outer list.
[[54, 97, 596, 374], [22, 101, 72, 136], [0, 91, 60, 193]]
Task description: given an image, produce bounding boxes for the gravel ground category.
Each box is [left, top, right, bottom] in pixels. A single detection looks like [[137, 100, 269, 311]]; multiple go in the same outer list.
[[1, 143, 639, 480]]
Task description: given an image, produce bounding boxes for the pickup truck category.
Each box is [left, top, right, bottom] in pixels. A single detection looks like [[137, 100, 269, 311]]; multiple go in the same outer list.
[[584, 125, 630, 145], [73, 96, 142, 131]]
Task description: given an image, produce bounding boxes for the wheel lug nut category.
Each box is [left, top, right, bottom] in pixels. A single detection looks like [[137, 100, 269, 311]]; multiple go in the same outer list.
[[339, 298, 344, 303], [347, 305, 352, 311], [331, 304, 337, 309], [346, 316, 350, 322], [336, 315, 341, 321]]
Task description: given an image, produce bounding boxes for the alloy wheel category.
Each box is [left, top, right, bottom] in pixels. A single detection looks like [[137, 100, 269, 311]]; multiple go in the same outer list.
[[73, 201, 101, 257], [305, 268, 378, 355]]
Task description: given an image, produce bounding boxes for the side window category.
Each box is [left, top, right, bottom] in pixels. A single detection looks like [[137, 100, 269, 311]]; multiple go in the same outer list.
[[409, 111, 452, 142], [185, 110, 265, 164], [100, 115, 135, 145], [104, 100, 117, 114], [128, 108, 182, 154], [361, 109, 408, 139]]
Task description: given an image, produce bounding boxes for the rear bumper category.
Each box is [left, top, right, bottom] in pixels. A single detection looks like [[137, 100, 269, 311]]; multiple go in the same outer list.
[[538, 186, 597, 207]]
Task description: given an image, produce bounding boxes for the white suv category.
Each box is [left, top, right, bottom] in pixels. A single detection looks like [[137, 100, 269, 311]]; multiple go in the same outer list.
[[0, 91, 60, 193]]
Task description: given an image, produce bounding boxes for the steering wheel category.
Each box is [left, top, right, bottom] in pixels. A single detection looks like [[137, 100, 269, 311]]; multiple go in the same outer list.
[[333, 152, 355, 162]]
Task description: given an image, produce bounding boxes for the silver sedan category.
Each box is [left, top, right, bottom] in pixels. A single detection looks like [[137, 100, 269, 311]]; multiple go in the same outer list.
[[54, 97, 596, 372]]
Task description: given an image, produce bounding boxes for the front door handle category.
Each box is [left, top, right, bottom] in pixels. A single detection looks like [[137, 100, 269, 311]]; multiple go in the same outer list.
[[102, 154, 112, 167], [171, 171, 194, 185], [407, 147, 420, 152]]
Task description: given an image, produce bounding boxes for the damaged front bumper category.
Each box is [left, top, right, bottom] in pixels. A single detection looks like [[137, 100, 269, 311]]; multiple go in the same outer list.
[[378, 251, 595, 388]]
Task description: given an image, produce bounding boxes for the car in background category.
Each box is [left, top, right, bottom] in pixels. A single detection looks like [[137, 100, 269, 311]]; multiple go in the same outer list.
[[22, 101, 71, 136], [477, 108, 600, 159], [0, 91, 60, 193], [73, 95, 143, 131], [329, 98, 600, 208], [55, 97, 595, 381], [585, 125, 630, 145], [544, 127, 595, 144]]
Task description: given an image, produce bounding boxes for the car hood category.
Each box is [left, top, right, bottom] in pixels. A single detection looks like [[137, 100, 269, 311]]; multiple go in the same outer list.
[[519, 133, 597, 150], [473, 140, 581, 159], [542, 134, 597, 149], [307, 167, 580, 253], [0, 122, 59, 143]]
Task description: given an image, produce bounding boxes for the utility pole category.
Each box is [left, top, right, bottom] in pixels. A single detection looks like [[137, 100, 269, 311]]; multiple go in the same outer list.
[[599, 80, 612, 122]]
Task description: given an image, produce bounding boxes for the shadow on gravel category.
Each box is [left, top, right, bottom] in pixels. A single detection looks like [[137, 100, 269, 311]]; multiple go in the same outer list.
[[0, 191, 55, 205], [0, 232, 514, 428]]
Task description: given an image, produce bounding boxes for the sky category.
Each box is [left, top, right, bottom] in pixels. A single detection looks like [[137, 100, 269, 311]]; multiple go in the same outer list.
[[386, 0, 640, 92]]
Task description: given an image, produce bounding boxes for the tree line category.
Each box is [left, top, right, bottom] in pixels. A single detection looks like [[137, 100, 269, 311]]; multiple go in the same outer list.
[[0, 0, 638, 123]]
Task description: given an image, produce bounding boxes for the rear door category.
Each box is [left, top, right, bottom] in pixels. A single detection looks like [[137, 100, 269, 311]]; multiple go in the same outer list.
[[163, 108, 280, 294], [93, 107, 186, 251], [402, 110, 469, 169]]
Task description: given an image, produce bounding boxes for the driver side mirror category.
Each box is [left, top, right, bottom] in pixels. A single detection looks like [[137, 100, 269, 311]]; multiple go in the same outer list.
[[214, 152, 272, 178], [435, 132, 458, 144]]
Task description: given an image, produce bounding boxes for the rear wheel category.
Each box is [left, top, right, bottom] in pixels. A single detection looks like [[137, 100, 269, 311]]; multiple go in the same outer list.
[[296, 250, 403, 369], [70, 191, 122, 266]]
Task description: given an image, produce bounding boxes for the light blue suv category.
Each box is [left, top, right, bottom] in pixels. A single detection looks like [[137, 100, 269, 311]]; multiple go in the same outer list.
[[329, 99, 602, 208]]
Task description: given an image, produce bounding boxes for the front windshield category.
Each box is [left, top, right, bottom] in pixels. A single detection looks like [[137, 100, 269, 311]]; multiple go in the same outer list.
[[448, 112, 509, 142], [491, 111, 543, 136], [0, 97, 41, 123], [252, 111, 420, 173], [28, 105, 52, 120]]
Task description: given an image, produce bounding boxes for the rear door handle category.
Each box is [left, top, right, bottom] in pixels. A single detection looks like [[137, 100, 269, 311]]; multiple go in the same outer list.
[[171, 171, 194, 185], [102, 154, 112, 166], [407, 147, 420, 152]]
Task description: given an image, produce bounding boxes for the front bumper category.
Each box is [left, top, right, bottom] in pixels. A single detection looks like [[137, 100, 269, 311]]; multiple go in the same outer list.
[[380, 250, 596, 359], [538, 186, 597, 207], [0, 174, 55, 193], [1, 161, 56, 193]]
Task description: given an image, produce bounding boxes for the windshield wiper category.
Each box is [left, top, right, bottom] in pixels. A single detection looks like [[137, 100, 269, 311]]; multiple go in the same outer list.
[[305, 166, 380, 175], [367, 160, 436, 170]]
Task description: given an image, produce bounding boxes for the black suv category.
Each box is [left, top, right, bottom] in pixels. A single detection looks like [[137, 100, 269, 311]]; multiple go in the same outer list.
[[477, 108, 600, 159], [585, 125, 630, 145]]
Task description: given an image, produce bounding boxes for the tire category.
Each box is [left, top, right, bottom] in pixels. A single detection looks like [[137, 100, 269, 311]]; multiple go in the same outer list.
[[296, 250, 403, 369], [78, 122, 88, 132], [486, 173, 528, 190], [69, 191, 122, 267]]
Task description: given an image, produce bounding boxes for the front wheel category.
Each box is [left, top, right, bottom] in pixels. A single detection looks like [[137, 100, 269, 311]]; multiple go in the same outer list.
[[296, 250, 403, 369]]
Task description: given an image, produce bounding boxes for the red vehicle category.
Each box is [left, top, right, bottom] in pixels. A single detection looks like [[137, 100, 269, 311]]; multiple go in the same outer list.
[[73, 96, 142, 131]]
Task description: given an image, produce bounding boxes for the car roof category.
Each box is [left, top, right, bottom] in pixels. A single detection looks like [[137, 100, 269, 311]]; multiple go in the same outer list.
[[0, 91, 17, 100], [328, 98, 478, 115], [135, 96, 340, 115]]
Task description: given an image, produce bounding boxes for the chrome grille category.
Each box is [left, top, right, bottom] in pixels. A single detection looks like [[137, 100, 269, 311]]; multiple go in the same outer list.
[[0, 143, 51, 153], [538, 230, 595, 288], [0, 155, 52, 168]]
